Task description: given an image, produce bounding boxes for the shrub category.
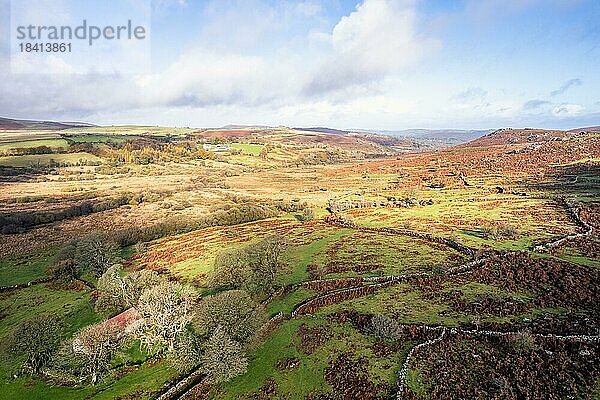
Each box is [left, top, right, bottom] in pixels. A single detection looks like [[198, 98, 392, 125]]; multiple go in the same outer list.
[[370, 314, 402, 340], [300, 208, 315, 222], [511, 331, 536, 354], [7, 314, 64, 375], [168, 329, 203, 373], [481, 222, 518, 239], [45, 340, 88, 385]]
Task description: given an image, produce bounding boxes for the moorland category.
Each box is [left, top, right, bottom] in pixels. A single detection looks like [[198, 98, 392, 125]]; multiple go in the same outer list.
[[0, 116, 598, 399]]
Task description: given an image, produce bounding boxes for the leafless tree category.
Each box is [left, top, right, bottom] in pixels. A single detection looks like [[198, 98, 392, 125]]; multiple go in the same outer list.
[[96, 264, 161, 314], [136, 281, 198, 353], [74, 234, 120, 277], [73, 322, 122, 384]]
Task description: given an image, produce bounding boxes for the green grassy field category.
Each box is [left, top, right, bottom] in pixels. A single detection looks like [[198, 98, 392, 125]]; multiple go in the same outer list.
[[0, 283, 179, 400], [0, 152, 101, 167], [0, 248, 57, 286], [342, 189, 578, 251], [309, 230, 467, 278], [0, 139, 68, 152], [229, 143, 264, 156], [214, 317, 406, 399]]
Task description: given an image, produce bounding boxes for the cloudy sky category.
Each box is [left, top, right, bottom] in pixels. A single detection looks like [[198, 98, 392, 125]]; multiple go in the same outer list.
[[1, 0, 599, 130]]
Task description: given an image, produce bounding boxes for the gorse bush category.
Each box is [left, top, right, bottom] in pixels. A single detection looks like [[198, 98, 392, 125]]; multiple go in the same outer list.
[[511, 331, 537, 354], [480, 222, 518, 238], [370, 314, 402, 341]]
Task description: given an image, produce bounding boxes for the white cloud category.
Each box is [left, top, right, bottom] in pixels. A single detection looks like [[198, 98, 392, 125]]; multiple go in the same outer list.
[[305, 0, 441, 94], [137, 48, 297, 108], [1, 0, 439, 117], [152, 0, 187, 14], [553, 103, 583, 117]]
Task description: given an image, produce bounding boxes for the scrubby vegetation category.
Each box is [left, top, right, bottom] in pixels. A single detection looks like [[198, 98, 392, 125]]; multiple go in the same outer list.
[[0, 125, 598, 399]]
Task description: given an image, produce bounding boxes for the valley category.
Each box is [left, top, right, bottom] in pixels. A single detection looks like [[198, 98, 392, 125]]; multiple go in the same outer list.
[[0, 120, 598, 399]]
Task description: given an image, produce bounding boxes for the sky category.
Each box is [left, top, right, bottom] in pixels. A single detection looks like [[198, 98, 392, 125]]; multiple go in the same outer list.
[[0, 0, 599, 130]]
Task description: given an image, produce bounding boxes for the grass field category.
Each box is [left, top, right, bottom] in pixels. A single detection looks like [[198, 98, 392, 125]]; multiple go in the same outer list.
[[0, 152, 101, 167], [0, 139, 68, 152], [229, 143, 264, 156], [135, 219, 443, 286], [64, 134, 136, 143], [215, 317, 406, 399], [0, 132, 62, 143], [0, 283, 179, 400], [341, 190, 578, 251], [0, 247, 56, 286], [310, 230, 466, 278]]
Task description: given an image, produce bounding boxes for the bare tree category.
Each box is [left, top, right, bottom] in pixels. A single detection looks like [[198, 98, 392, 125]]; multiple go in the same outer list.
[[96, 264, 161, 314], [136, 281, 198, 353], [202, 328, 248, 383], [73, 322, 122, 384], [74, 234, 120, 277]]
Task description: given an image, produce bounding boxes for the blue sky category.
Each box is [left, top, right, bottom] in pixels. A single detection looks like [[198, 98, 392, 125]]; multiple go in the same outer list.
[[0, 0, 599, 130]]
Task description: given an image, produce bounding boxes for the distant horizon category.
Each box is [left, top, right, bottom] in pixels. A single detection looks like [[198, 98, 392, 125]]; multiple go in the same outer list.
[[1, 115, 597, 134]]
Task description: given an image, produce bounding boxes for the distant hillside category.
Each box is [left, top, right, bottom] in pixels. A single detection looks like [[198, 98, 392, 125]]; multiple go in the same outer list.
[[464, 126, 600, 148], [293, 127, 351, 135], [354, 128, 493, 144], [464, 128, 574, 147], [0, 117, 97, 131], [567, 126, 600, 133], [219, 124, 274, 130]]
